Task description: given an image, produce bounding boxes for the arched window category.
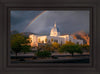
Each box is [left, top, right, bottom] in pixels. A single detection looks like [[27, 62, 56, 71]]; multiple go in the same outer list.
[[48, 40, 50, 43], [61, 41, 62, 45], [42, 41, 44, 43]]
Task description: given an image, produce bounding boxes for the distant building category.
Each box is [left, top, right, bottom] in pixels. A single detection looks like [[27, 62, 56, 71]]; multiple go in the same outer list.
[[29, 22, 83, 47]]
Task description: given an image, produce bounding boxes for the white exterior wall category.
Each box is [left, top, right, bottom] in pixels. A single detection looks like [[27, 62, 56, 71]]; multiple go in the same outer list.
[[47, 36, 65, 44], [59, 35, 70, 43], [29, 34, 38, 47], [29, 34, 83, 47], [73, 39, 83, 45], [38, 36, 47, 43]]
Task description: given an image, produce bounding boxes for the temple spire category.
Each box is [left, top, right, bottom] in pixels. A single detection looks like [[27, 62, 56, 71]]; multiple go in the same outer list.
[[54, 21, 56, 27]]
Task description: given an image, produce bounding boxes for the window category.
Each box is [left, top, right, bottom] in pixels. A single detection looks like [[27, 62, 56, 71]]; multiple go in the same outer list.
[[48, 40, 50, 43], [61, 41, 62, 45], [42, 41, 44, 43]]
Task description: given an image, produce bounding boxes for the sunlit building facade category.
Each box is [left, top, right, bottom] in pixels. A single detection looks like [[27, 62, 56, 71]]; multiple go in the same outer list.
[[29, 23, 83, 47]]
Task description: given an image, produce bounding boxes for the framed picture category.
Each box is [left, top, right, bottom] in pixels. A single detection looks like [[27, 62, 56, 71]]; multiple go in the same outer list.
[[10, 10, 91, 64], [0, 0, 99, 74]]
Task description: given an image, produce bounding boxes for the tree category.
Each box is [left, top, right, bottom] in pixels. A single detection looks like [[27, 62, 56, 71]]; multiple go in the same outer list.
[[37, 45, 44, 51], [21, 45, 31, 54], [59, 44, 68, 53], [82, 44, 90, 52], [44, 44, 51, 51], [52, 42, 60, 50], [75, 45, 83, 54], [11, 42, 22, 56], [11, 33, 31, 56], [66, 45, 76, 56], [11, 30, 19, 35], [61, 44, 77, 56], [59, 44, 82, 56], [65, 41, 75, 45]]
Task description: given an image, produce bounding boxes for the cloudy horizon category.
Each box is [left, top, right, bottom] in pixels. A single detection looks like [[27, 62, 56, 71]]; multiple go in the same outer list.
[[11, 10, 90, 35]]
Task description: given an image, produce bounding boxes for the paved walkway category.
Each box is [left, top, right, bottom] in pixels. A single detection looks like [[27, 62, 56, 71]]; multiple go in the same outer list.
[[11, 52, 89, 56]]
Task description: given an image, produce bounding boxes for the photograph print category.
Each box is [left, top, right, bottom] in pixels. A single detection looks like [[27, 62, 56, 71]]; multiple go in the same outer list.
[[10, 10, 90, 64]]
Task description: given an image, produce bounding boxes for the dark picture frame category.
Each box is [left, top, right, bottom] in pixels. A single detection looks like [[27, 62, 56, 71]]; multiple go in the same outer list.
[[0, 0, 100, 74]]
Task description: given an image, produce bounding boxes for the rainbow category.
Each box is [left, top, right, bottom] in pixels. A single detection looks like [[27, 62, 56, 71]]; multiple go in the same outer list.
[[24, 11, 47, 32]]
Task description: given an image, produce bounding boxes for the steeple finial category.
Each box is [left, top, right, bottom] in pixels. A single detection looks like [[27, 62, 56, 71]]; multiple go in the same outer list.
[[54, 21, 56, 27]]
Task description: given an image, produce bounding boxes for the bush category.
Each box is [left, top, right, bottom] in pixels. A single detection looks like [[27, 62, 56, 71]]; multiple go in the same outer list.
[[35, 50, 51, 58]]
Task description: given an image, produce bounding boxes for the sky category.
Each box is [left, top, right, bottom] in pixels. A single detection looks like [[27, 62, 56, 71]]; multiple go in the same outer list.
[[11, 10, 90, 35]]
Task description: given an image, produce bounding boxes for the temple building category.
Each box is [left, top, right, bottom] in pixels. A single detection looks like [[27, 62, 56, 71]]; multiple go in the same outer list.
[[29, 23, 83, 47]]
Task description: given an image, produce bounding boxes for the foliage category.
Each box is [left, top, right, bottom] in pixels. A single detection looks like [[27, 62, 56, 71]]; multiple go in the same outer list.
[[37, 44, 55, 52], [59, 44, 77, 56], [51, 38, 53, 42], [11, 33, 31, 56], [37, 45, 45, 51], [44, 44, 52, 51], [11, 30, 19, 34], [21, 45, 31, 54], [58, 44, 67, 53], [52, 42, 60, 50], [75, 45, 83, 54], [65, 41, 75, 45], [59, 43, 83, 56], [81, 44, 90, 52], [35, 50, 51, 58]]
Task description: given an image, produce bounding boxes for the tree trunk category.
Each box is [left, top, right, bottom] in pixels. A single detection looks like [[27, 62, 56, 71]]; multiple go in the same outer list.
[[15, 52, 17, 60], [16, 52, 17, 56], [72, 53, 74, 57]]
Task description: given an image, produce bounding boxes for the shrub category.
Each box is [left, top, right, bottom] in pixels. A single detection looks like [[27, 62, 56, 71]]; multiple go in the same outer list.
[[35, 50, 51, 58]]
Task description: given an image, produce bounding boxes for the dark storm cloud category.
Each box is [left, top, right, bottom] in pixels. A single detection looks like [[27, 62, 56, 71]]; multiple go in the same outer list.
[[11, 11, 43, 32], [11, 10, 89, 34]]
